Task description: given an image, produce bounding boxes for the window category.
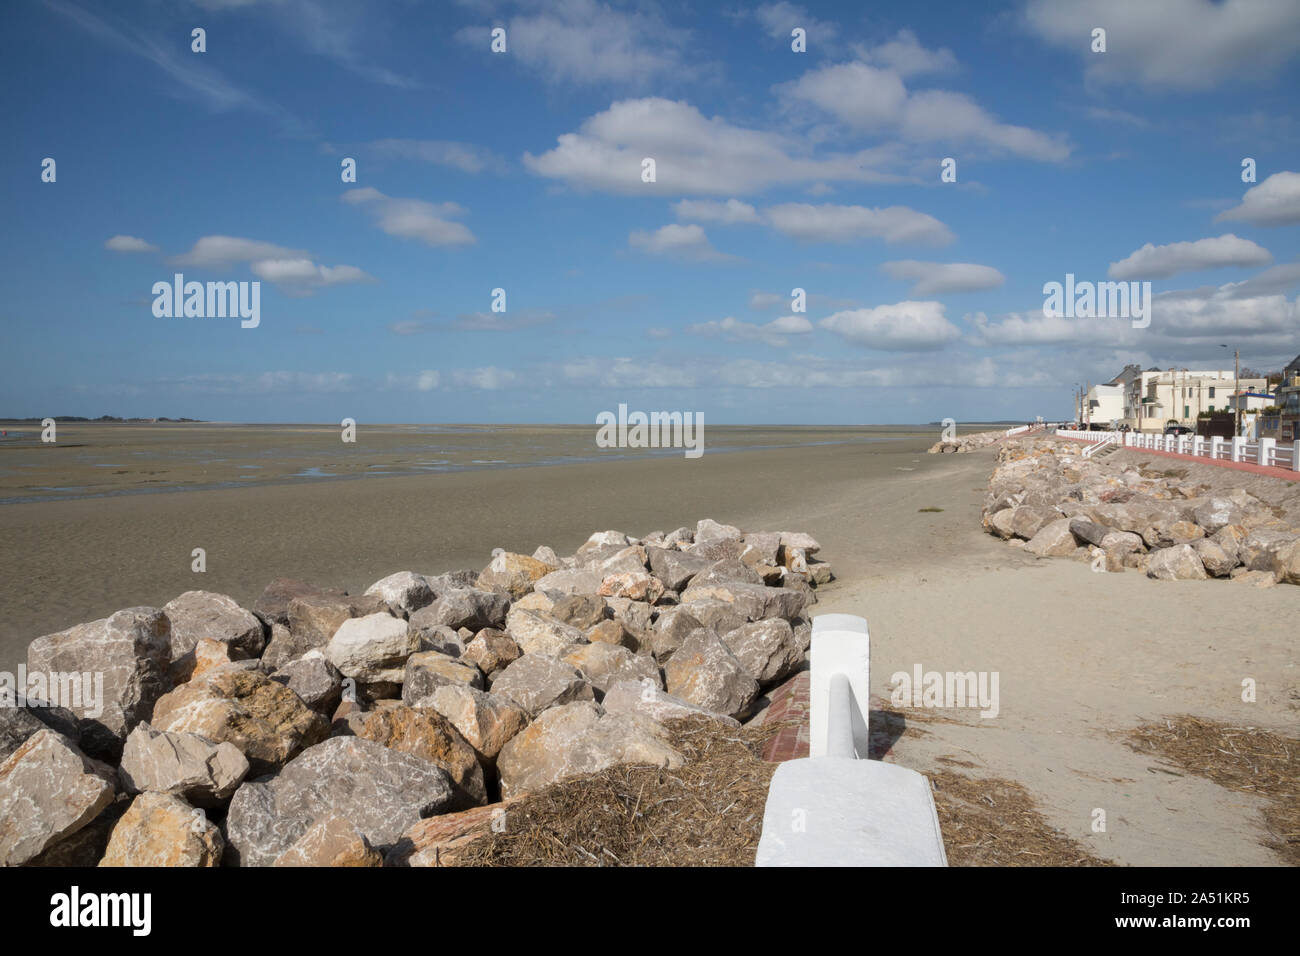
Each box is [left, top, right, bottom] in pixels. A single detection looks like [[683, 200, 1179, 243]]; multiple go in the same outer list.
[[1209, 386, 1216, 398]]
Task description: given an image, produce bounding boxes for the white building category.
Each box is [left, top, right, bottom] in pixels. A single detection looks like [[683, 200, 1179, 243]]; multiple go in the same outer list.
[[1120, 368, 1265, 433]]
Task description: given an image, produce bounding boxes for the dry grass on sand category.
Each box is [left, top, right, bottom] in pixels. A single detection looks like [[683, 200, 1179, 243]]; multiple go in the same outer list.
[[1123, 715, 1299, 865]]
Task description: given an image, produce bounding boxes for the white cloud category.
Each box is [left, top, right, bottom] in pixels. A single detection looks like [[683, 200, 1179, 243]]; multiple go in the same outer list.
[[856, 29, 957, 77], [455, 0, 692, 85], [524, 98, 901, 195], [1108, 234, 1272, 280], [688, 314, 814, 347], [1216, 171, 1300, 227], [367, 139, 505, 174], [451, 367, 517, 390], [673, 198, 762, 225], [104, 235, 158, 253], [765, 203, 955, 245], [778, 63, 1069, 161], [753, 2, 838, 45], [1024, 0, 1300, 90], [882, 260, 1005, 295], [248, 258, 374, 290], [628, 224, 737, 262], [172, 235, 307, 267], [417, 370, 440, 392], [342, 187, 475, 246], [819, 301, 962, 350]]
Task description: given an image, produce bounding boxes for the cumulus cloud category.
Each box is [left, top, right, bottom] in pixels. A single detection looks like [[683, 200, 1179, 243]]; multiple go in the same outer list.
[[856, 29, 958, 77], [450, 366, 518, 390], [882, 260, 1005, 295], [1216, 171, 1300, 227], [765, 203, 954, 245], [172, 235, 307, 267], [455, 0, 693, 86], [753, 2, 838, 45], [1024, 0, 1300, 90], [673, 198, 762, 225], [524, 97, 901, 195], [687, 314, 814, 347], [628, 224, 737, 262], [249, 258, 374, 290], [342, 187, 475, 246], [104, 235, 158, 253], [169, 235, 369, 292], [819, 301, 962, 350], [1108, 234, 1273, 280]]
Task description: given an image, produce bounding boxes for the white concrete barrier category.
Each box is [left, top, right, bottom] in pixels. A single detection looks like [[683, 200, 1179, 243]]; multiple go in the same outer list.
[[755, 613, 948, 867]]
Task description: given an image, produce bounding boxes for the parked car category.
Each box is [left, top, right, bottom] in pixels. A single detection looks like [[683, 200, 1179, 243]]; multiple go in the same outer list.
[[1164, 423, 1193, 436]]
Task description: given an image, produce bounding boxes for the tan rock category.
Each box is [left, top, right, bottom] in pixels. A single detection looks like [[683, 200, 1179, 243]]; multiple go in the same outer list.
[[272, 814, 383, 867], [387, 802, 509, 867], [476, 552, 554, 599], [99, 792, 222, 867], [504, 606, 587, 656], [462, 629, 521, 681], [560, 643, 661, 695], [585, 618, 636, 649], [416, 684, 528, 763], [599, 571, 665, 604], [342, 703, 486, 808]]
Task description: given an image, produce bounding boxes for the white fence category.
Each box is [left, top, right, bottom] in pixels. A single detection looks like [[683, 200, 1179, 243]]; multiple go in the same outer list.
[[1055, 429, 1300, 472], [755, 614, 948, 867]]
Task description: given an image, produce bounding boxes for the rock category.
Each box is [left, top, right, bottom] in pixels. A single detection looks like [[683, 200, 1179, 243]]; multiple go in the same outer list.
[[1273, 538, 1300, 586], [1024, 518, 1079, 557], [599, 571, 665, 604], [550, 594, 609, 630], [601, 680, 740, 728], [415, 685, 528, 765], [531, 568, 604, 600], [325, 613, 420, 683], [1, 702, 79, 763], [1239, 529, 1299, 572], [1193, 497, 1245, 535], [1099, 530, 1144, 555], [260, 622, 306, 671], [0, 729, 117, 866], [496, 701, 682, 798], [489, 655, 594, 718], [1146, 545, 1209, 581], [224, 736, 456, 867], [462, 630, 521, 682], [409, 622, 466, 659], [680, 581, 807, 623], [532, 545, 561, 566], [1008, 505, 1058, 541], [603, 597, 655, 644], [287, 590, 393, 651], [646, 607, 704, 663], [191, 638, 241, 679], [340, 703, 487, 809], [412, 588, 510, 633], [386, 803, 504, 867], [984, 508, 1018, 539], [99, 792, 222, 867], [401, 652, 484, 704], [674, 598, 746, 637], [150, 665, 328, 775], [806, 560, 835, 586], [162, 591, 265, 681], [503, 606, 587, 656], [364, 572, 435, 615], [423, 569, 482, 595], [269, 650, 342, 715], [663, 527, 694, 549], [1140, 519, 1205, 550], [1067, 518, 1109, 547], [740, 532, 781, 567], [585, 619, 636, 650], [1229, 568, 1278, 587], [578, 530, 631, 554], [596, 545, 649, 576], [1211, 524, 1247, 564], [688, 538, 747, 562], [252, 577, 325, 627], [272, 814, 383, 867], [513, 591, 555, 614], [559, 643, 661, 696], [1193, 538, 1237, 577], [26, 607, 173, 761], [696, 518, 743, 546], [662, 629, 760, 719], [690, 559, 765, 588], [476, 552, 554, 599], [722, 619, 802, 685], [118, 722, 249, 807], [778, 545, 809, 573]]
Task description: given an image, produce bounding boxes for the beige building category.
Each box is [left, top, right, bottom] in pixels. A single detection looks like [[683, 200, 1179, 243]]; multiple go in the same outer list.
[[1121, 368, 1265, 433]]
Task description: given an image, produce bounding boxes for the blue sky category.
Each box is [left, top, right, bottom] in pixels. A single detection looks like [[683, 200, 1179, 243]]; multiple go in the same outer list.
[[3, 0, 1299, 424]]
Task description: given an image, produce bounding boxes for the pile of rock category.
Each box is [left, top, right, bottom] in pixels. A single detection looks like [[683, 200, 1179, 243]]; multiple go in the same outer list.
[[983, 438, 1300, 586], [927, 430, 1005, 454], [0, 518, 834, 867]]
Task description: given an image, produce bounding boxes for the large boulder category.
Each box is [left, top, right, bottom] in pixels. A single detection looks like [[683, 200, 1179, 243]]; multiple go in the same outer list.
[[462, 630, 521, 682], [1146, 545, 1209, 581], [1239, 529, 1299, 572], [695, 519, 743, 546], [496, 701, 682, 798], [1274, 538, 1300, 586], [413, 684, 528, 766], [118, 722, 249, 807], [1024, 519, 1079, 557], [1192, 497, 1245, 535], [401, 651, 484, 704], [559, 643, 661, 696], [162, 591, 266, 681], [271, 650, 343, 715], [1140, 519, 1205, 550], [412, 588, 510, 633], [99, 792, 223, 867], [598, 571, 665, 604], [286, 590, 392, 650], [0, 729, 117, 866], [325, 613, 420, 684], [489, 655, 594, 718], [364, 572, 435, 616], [531, 568, 603, 599], [149, 665, 328, 775], [721, 619, 802, 686], [646, 547, 712, 592], [476, 552, 554, 599], [272, 815, 383, 867], [224, 736, 456, 867], [26, 607, 173, 760], [679, 581, 807, 623], [662, 628, 760, 719], [0, 702, 80, 763], [503, 607, 587, 657], [670, 599, 746, 638], [601, 680, 740, 728], [1193, 538, 1237, 578], [339, 703, 487, 809], [1008, 505, 1058, 541], [594, 545, 649, 577]]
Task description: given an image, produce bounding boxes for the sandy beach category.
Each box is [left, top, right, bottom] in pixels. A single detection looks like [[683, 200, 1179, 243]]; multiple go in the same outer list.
[[2, 428, 1295, 866]]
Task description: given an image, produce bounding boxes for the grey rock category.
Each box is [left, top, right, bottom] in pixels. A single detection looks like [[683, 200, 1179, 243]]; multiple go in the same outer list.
[[364, 572, 436, 615], [118, 721, 249, 807], [489, 655, 594, 718], [411, 588, 510, 634]]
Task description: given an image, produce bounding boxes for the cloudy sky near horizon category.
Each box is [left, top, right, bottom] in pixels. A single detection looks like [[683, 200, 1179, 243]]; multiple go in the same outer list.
[[4, 0, 1300, 424]]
